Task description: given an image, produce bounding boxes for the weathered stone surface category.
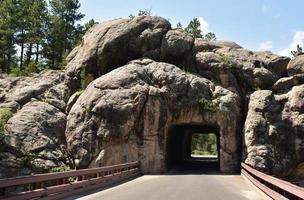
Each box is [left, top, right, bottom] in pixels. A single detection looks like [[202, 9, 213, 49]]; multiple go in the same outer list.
[[194, 47, 290, 96], [287, 54, 304, 76], [0, 71, 69, 178], [244, 85, 304, 175], [66, 91, 82, 114], [272, 75, 304, 93], [0, 70, 65, 110], [0, 15, 301, 179], [0, 100, 68, 178], [161, 29, 194, 66], [193, 39, 243, 52], [66, 59, 241, 173], [65, 16, 171, 92]]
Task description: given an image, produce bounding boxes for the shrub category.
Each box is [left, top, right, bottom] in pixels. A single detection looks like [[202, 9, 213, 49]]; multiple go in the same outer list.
[[49, 165, 71, 173], [217, 53, 236, 69], [20, 150, 38, 166], [10, 62, 49, 77], [49, 166, 75, 182], [199, 97, 216, 113], [0, 107, 13, 143]]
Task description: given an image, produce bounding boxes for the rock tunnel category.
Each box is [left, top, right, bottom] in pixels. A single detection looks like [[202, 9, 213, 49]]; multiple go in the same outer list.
[[166, 124, 221, 172]]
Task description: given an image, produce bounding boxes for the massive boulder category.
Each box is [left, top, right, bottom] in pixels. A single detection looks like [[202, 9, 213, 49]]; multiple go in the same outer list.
[[65, 16, 171, 92], [0, 71, 70, 178], [65, 59, 241, 173], [0, 15, 300, 179], [0, 100, 68, 178], [244, 84, 304, 175], [287, 54, 304, 76], [65, 15, 290, 97], [244, 55, 304, 177], [195, 47, 290, 95]]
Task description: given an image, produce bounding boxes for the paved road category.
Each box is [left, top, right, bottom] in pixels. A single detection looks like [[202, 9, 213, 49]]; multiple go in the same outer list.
[[66, 173, 267, 200]]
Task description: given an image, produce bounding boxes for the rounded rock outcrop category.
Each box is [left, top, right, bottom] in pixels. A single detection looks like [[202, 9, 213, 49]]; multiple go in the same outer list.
[[287, 54, 304, 76], [65, 59, 241, 173]]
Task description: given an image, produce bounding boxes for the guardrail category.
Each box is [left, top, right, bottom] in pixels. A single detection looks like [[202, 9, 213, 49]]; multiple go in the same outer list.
[[241, 162, 304, 200], [0, 161, 140, 200]]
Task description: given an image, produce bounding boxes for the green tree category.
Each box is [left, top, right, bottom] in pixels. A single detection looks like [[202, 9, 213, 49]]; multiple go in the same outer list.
[[43, 0, 84, 69], [138, 9, 151, 16], [291, 44, 304, 57], [83, 19, 97, 33], [0, 0, 17, 73], [185, 18, 202, 38], [191, 133, 218, 156], [176, 22, 182, 29], [15, 0, 33, 70], [205, 32, 216, 41], [25, 0, 48, 67], [129, 8, 152, 19]]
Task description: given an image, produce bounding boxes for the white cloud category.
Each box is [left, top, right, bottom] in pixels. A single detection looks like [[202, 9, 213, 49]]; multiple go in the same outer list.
[[198, 17, 209, 33], [259, 41, 273, 51], [279, 31, 304, 56]]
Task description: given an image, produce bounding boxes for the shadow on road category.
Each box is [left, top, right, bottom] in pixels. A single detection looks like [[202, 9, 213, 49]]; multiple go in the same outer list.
[[165, 160, 240, 175]]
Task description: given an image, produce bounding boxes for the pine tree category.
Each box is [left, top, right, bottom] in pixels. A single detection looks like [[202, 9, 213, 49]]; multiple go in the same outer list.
[[43, 0, 84, 69], [176, 22, 182, 29], [25, 0, 48, 67], [205, 32, 216, 41], [15, 0, 32, 70], [129, 8, 152, 19], [291, 44, 304, 57], [0, 0, 17, 73], [185, 18, 203, 39]]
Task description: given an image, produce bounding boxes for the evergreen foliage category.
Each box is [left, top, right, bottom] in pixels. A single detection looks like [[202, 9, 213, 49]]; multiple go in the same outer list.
[[291, 44, 304, 57], [199, 97, 216, 113], [0, 107, 13, 144], [205, 32, 216, 41], [184, 18, 217, 40], [0, 0, 89, 74], [185, 18, 203, 38], [129, 8, 152, 19], [191, 133, 218, 156]]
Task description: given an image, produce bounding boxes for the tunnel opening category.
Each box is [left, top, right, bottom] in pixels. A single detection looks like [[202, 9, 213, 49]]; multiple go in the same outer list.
[[166, 124, 220, 173]]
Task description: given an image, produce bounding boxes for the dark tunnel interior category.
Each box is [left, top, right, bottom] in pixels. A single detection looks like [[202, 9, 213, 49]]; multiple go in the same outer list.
[[166, 124, 220, 173]]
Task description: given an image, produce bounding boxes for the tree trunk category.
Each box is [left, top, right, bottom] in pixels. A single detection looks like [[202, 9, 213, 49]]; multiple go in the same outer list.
[[35, 43, 39, 64], [20, 29, 25, 70], [26, 43, 33, 66], [7, 53, 11, 73]]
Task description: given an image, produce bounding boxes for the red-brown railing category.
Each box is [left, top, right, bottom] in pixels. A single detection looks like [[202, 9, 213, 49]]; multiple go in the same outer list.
[[0, 161, 140, 200], [241, 162, 304, 200]]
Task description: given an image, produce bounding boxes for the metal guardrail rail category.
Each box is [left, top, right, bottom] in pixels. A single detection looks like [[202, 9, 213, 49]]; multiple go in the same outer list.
[[241, 162, 304, 200], [0, 161, 140, 200]]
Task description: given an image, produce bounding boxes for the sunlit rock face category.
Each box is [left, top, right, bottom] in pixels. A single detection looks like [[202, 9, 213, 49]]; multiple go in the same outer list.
[[65, 59, 241, 173], [244, 55, 304, 177], [2, 15, 301, 178]]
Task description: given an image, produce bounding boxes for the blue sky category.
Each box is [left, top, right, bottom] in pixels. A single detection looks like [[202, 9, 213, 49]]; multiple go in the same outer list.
[[78, 0, 304, 56]]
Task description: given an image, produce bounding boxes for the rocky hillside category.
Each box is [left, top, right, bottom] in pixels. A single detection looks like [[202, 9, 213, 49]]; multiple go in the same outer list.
[[0, 16, 303, 178]]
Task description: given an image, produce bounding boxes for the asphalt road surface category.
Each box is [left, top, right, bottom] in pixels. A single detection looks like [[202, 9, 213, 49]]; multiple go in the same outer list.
[[66, 173, 267, 200]]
